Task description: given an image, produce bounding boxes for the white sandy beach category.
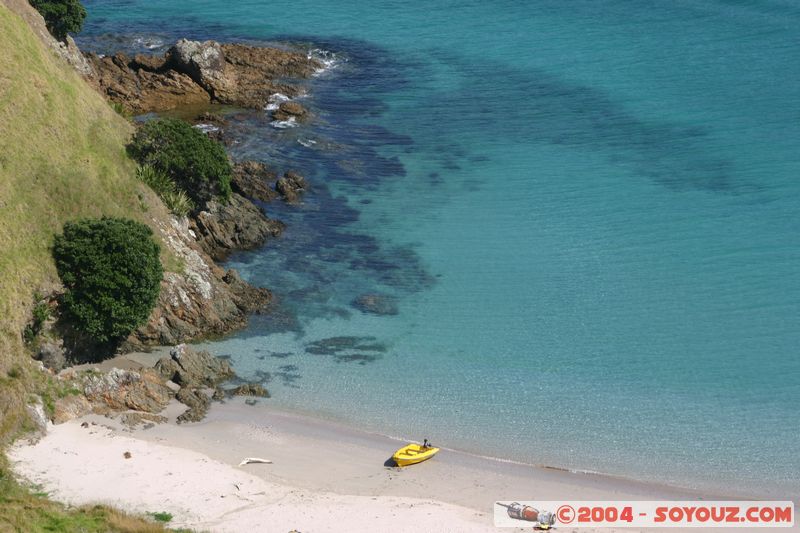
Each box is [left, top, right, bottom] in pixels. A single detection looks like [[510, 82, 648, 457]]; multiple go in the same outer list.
[[11, 389, 796, 533], [10, 416, 494, 532]]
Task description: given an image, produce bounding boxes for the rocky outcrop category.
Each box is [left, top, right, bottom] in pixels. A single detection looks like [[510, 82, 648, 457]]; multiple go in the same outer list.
[[85, 52, 210, 113], [175, 388, 211, 423], [166, 40, 228, 96], [120, 412, 167, 428], [154, 344, 234, 388], [35, 339, 66, 372], [232, 161, 280, 202], [217, 42, 319, 108], [189, 193, 285, 261], [275, 171, 307, 203], [230, 383, 270, 397], [86, 39, 320, 113], [46, 342, 274, 425], [83, 368, 172, 413], [123, 217, 271, 350], [273, 101, 309, 122]]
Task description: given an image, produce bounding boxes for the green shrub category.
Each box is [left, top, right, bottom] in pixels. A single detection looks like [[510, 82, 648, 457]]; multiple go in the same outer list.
[[53, 217, 162, 343], [149, 512, 173, 523], [136, 165, 195, 217], [32, 301, 50, 326], [23, 300, 51, 344], [128, 119, 232, 207], [30, 0, 86, 41]]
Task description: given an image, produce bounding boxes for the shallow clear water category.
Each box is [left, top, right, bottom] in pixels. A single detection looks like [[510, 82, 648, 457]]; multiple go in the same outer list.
[[81, 0, 800, 496]]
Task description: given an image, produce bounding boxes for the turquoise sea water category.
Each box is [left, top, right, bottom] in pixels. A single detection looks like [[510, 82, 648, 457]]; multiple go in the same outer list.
[[81, 1, 800, 496]]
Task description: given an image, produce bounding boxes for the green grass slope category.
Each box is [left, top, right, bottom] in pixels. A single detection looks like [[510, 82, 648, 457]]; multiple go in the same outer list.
[[0, 4, 181, 530], [1, 1, 164, 440]]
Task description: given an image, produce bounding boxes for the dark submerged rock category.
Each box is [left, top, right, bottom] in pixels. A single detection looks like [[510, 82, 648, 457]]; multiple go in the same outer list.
[[230, 383, 269, 398], [230, 383, 270, 398], [275, 171, 307, 203], [351, 294, 399, 316]]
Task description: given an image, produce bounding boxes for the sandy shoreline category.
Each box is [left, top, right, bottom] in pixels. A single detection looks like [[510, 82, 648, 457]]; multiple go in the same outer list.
[[11, 391, 795, 532]]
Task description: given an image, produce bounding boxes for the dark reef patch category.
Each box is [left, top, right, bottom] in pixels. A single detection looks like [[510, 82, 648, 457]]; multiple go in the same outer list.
[[303, 336, 387, 365], [304, 336, 387, 356]]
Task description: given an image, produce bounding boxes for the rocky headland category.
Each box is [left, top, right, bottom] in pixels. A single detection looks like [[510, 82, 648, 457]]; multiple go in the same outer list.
[[85, 38, 320, 114], [24, 29, 317, 428]]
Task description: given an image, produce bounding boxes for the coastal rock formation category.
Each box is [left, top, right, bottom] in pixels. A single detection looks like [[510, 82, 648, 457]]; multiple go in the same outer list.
[[123, 217, 272, 349], [167, 39, 230, 98], [85, 39, 320, 113], [230, 383, 270, 397], [175, 388, 211, 423], [154, 344, 234, 388], [232, 161, 280, 202], [275, 171, 307, 203], [85, 52, 210, 113], [83, 368, 172, 413], [273, 101, 309, 122], [351, 294, 399, 316], [217, 42, 318, 108], [189, 193, 285, 261], [120, 412, 167, 428]]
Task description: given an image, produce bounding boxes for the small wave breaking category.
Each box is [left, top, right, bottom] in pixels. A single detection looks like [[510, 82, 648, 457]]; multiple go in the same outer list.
[[307, 48, 343, 77], [193, 123, 220, 134], [265, 92, 291, 111], [271, 116, 298, 129]]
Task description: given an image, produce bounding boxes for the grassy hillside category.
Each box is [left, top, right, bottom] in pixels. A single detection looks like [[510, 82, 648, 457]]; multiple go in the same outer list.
[[0, 0, 181, 420], [0, 4, 178, 530]]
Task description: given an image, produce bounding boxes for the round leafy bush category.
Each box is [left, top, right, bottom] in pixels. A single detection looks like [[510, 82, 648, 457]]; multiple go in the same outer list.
[[53, 217, 163, 343], [30, 0, 86, 41], [128, 119, 232, 207]]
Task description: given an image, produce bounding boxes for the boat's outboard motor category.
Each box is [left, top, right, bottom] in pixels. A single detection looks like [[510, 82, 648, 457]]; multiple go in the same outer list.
[[498, 502, 539, 522]]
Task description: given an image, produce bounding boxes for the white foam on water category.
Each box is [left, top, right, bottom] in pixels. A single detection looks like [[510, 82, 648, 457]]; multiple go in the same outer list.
[[193, 123, 220, 133], [133, 36, 164, 50], [265, 92, 291, 111], [307, 48, 343, 77], [270, 116, 298, 129], [298, 138, 317, 147]]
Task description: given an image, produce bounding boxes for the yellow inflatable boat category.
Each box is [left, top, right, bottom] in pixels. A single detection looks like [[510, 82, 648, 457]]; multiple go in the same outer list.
[[392, 440, 439, 467]]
